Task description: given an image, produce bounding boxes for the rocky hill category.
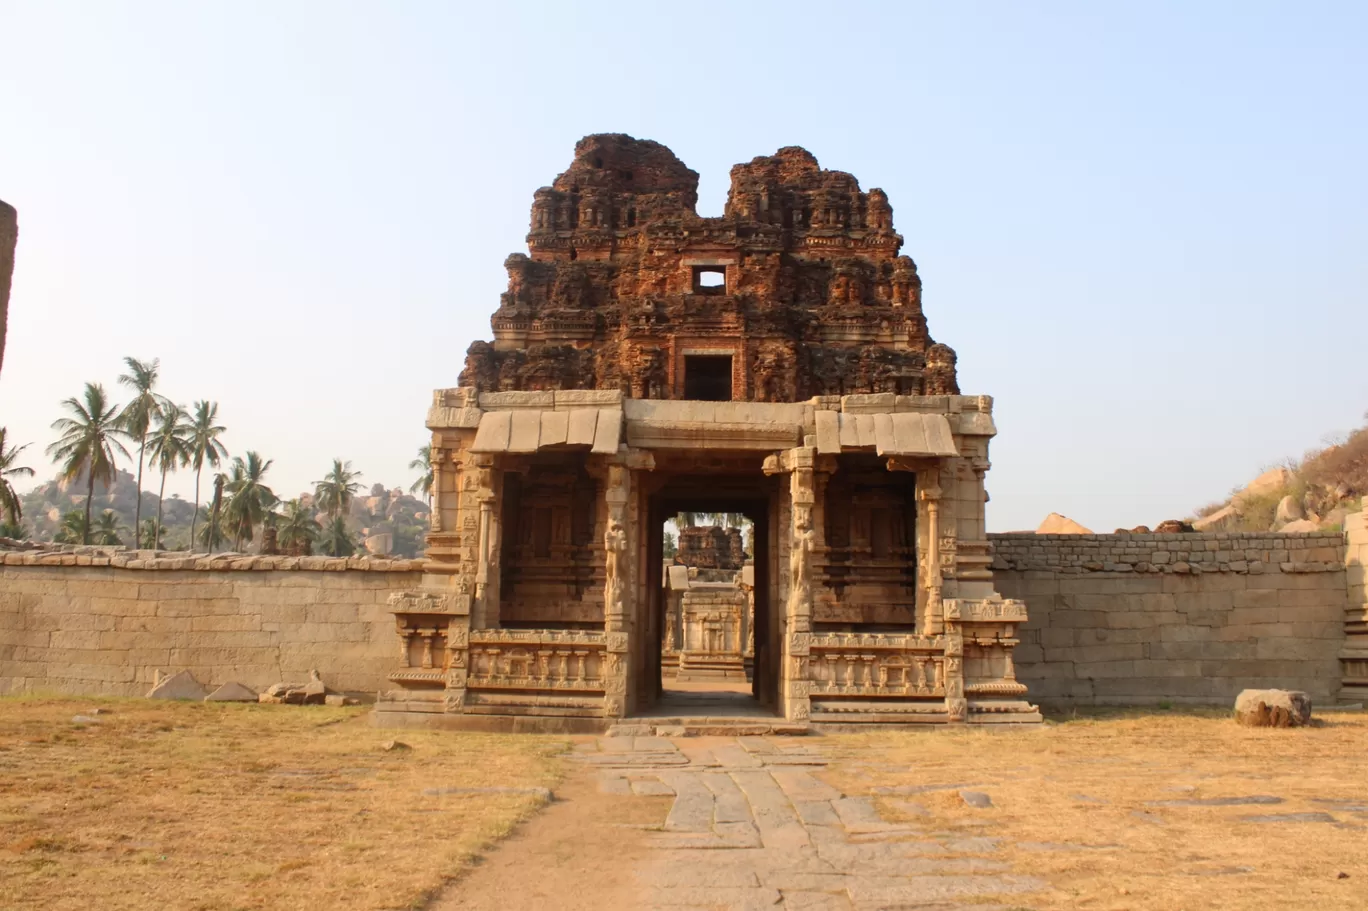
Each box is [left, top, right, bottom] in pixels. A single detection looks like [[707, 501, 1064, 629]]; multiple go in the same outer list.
[[1191, 419, 1367, 534], [16, 472, 430, 557]]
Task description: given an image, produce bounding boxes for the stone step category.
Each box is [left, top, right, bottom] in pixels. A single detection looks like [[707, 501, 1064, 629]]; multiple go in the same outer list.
[[609, 717, 810, 737]]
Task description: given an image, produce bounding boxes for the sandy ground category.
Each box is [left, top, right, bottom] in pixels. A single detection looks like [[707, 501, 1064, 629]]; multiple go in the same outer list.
[[430, 761, 669, 911]]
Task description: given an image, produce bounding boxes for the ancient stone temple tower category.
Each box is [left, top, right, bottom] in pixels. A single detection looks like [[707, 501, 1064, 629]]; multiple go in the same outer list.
[[379, 135, 1037, 731], [458, 136, 959, 401]]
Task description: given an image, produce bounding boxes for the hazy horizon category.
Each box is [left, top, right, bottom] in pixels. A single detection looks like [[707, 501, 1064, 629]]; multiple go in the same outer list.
[[2, 2, 1365, 532]]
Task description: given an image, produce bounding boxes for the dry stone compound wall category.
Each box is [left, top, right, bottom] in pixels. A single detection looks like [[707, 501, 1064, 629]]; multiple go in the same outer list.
[[1342, 512, 1368, 703], [3, 531, 1360, 708], [991, 531, 1350, 706], [0, 551, 421, 697]]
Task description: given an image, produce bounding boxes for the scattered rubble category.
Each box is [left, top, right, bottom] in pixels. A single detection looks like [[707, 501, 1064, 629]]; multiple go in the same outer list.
[[204, 682, 259, 703], [960, 790, 994, 808], [259, 670, 330, 705], [146, 669, 209, 701], [1234, 689, 1313, 728]]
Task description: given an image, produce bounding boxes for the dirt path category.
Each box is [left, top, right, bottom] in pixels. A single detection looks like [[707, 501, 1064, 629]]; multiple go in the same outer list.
[[428, 735, 1045, 911], [428, 750, 669, 911]]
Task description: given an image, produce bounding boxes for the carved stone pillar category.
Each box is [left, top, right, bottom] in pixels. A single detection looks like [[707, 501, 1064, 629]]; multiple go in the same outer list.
[[971, 457, 990, 538], [943, 630, 966, 723], [445, 613, 470, 711], [918, 473, 943, 636], [472, 454, 500, 630], [786, 448, 815, 723], [601, 462, 631, 718], [430, 445, 446, 535]]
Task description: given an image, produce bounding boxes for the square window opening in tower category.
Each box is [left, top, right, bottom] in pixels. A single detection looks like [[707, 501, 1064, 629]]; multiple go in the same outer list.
[[692, 266, 726, 295], [684, 355, 733, 401]]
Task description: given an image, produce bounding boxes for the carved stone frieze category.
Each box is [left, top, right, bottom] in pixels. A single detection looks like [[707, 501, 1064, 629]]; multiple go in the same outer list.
[[943, 598, 1028, 623]]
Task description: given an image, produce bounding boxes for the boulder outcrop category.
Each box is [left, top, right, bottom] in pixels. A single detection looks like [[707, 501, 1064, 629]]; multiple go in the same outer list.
[[1036, 513, 1092, 534], [1234, 688, 1312, 728]]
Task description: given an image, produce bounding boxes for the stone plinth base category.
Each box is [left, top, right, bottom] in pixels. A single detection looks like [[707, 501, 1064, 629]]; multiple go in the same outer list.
[[677, 653, 749, 682], [371, 709, 609, 735], [809, 698, 1042, 726]]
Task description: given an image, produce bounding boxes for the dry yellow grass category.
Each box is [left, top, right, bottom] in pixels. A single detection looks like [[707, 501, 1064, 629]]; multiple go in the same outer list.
[[0, 697, 567, 911], [824, 709, 1368, 911]]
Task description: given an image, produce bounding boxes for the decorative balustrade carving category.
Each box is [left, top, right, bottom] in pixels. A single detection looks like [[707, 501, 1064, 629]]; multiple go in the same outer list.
[[466, 630, 607, 692], [808, 632, 946, 697]]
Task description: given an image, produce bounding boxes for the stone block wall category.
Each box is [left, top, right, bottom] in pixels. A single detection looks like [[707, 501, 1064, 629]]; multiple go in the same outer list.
[[1342, 512, 1368, 702], [0, 552, 422, 697], [991, 532, 1349, 706]]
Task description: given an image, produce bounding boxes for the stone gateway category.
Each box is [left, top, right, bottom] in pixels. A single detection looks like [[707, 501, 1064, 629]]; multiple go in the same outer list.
[[377, 135, 1039, 730]]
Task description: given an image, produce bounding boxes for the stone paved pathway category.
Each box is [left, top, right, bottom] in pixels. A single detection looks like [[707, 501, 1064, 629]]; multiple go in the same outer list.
[[572, 736, 1045, 910]]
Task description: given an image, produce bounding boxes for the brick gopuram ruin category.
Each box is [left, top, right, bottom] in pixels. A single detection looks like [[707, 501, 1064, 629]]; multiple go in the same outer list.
[[378, 135, 1039, 731]]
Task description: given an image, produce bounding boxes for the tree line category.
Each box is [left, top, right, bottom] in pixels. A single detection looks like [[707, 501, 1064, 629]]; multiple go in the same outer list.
[[0, 356, 436, 555]]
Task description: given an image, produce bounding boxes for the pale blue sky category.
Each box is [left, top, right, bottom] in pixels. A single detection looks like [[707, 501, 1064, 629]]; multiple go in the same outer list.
[[1, 1, 1364, 531]]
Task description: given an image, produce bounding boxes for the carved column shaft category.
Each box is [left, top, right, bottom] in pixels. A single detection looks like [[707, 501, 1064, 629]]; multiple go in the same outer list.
[[919, 473, 943, 636], [430, 445, 446, 534], [601, 462, 631, 718], [785, 448, 815, 723], [472, 455, 500, 630]]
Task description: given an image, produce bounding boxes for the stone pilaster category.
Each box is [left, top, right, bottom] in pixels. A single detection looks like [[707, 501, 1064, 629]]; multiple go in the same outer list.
[[970, 457, 990, 539], [601, 462, 631, 718], [785, 447, 815, 722], [918, 470, 944, 636], [472, 454, 501, 630], [943, 630, 967, 723]]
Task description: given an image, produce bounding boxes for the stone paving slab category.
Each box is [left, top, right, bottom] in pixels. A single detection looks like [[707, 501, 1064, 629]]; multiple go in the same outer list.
[[569, 734, 1050, 910]]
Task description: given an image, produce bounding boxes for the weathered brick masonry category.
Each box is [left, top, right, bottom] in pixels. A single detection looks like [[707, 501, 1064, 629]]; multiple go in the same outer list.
[[0, 551, 421, 696], [991, 531, 1351, 706]]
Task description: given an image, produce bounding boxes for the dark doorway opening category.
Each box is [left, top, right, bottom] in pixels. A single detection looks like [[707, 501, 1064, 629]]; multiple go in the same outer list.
[[683, 355, 733, 401], [638, 477, 779, 719]]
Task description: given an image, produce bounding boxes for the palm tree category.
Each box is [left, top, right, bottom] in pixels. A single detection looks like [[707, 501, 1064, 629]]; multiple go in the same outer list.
[[47, 383, 130, 545], [117, 357, 166, 537], [54, 509, 89, 544], [315, 458, 362, 521], [204, 471, 226, 553], [138, 518, 158, 549], [91, 510, 126, 546], [277, 498, 320, 555], [146, 403, 192, 549], [187, 400, 228, 549], [223, 452, 276, 551], [317, 515, 355, 557], [0, 520, 27, 540], [0, 427, 34, 528], [408, 445, 434, 507]]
